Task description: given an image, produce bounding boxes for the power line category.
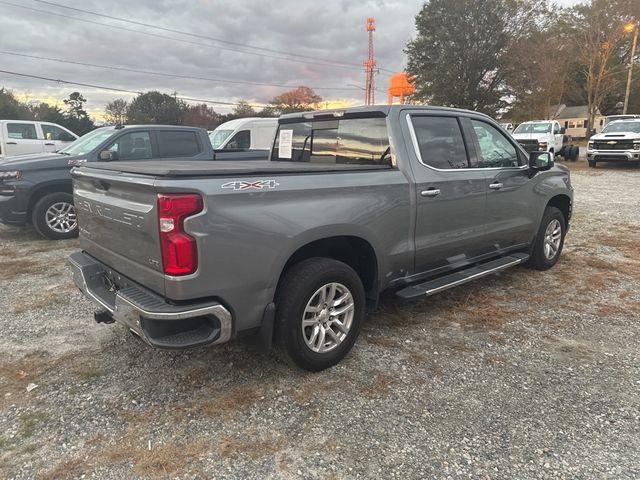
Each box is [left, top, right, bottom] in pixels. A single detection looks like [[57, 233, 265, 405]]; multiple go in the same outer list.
[[0, 69, 270, 108], [33, 0, 360, 69], [0, 50, 362, 92], [0, 1, 365, 72]]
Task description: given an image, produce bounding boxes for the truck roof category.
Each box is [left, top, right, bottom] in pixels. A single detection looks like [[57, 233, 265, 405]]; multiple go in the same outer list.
[[278, 105, 493, 122], [214, 117, 278, 130], [518, 120, 554, 124]]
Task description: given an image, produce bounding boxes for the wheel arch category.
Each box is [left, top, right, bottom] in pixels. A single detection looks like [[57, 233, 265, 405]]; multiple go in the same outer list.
[[276, 235, 379, 300], [546, 194, 572, 227], [27, 181, 73, 220]]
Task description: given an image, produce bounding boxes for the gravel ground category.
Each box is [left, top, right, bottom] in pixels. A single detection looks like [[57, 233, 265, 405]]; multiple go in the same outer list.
[[1, 161, 639, 479]]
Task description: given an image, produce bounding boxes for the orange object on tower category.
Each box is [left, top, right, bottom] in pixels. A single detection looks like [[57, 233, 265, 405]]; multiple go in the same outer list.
[[363, 18, 376, 105], [387, 72, 415, 104]]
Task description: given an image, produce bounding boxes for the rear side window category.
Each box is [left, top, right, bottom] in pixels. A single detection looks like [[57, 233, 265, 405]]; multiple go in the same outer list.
[[7, 123, 38, 140], [272, 117, 391, 166], [410, 116, 469, 169], [157, 131, 200, 157]]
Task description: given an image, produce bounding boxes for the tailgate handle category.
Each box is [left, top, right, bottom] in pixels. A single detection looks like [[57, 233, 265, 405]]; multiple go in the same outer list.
[[92, 180, 111, 191]]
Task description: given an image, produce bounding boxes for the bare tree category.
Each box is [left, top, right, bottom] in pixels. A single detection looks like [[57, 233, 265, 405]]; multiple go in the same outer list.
[[104, 98, 128, 125]]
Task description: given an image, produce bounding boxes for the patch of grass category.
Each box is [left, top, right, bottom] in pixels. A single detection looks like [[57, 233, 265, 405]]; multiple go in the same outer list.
[[19, 411, 49, 438], [133, 440, 208, 478], [360, 373, 394, 398], [198, 385, 263, 419], [10, 283, 76, 314], [40, 457, 87, 480], [0, 258, 41, 280], [291, 374, 338, 404], [74, 365, 101, 382], [219, 433, 287, 460]]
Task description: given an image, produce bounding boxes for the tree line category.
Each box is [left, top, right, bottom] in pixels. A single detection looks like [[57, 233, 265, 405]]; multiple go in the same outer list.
[[406, 0, 639, 134], [0, 85, 323, 135]]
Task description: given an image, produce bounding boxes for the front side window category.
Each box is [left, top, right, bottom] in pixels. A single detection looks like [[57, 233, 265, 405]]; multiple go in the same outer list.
[[553, 123, 560, 134], [41, 124, 67, 141], [106, 131, 152, 160], [272, 117, 391, 166], [471, 120, 521, 168], [224, 130, 251, 149], [411, 116, 469, 169], [7, 123, 37, 140], [157, 131, 199, 157], [60, 128, 114, 156], [209, 129, 233, 149]]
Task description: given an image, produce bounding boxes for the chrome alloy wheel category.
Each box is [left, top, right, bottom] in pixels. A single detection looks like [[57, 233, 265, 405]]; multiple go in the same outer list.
[[544, 219, 562, 260], [45, 202, 77, 234], [302, 282, 355, 354]]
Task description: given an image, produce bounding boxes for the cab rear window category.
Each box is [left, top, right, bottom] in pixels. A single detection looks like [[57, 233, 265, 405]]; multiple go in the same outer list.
[[272, 117, 391, 166]]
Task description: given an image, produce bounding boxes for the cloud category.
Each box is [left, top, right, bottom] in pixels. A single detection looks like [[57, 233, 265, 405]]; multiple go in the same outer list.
[[0, 0, 425, 117]]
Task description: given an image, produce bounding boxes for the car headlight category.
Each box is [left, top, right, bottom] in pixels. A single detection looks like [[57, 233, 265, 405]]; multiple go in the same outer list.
[[634, 141, 640, 150], [588, 141, 595, 150], [0, 170, 22, 180], [538, 142, 548, 151]]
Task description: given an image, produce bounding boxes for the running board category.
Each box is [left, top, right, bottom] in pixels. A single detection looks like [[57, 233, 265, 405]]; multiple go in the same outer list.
[[396, 253, 530, 300]]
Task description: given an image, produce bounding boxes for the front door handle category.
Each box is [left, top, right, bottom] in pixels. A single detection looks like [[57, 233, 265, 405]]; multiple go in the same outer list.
[[421, 188, 441, 197], [44, 143, 55, 146], [489, 182, 503, 190], [6, 141, 17, 145]]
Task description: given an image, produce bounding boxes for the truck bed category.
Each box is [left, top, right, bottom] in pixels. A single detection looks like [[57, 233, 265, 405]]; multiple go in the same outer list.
[[75, 160, 392, 177]]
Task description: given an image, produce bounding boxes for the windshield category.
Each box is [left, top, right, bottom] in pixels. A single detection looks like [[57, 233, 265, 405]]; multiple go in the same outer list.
[[513, 123, 552, 134], [60, 128, 115, 156], [209, 129, 234, 149], [601, 121, 640, 134]]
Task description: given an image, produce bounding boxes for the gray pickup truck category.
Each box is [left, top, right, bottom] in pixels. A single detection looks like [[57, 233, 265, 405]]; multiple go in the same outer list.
[[69, 106, 573, 371]]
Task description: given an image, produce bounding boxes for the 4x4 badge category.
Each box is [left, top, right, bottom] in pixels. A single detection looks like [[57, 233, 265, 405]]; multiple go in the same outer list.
[[221, 180, 279, 191]]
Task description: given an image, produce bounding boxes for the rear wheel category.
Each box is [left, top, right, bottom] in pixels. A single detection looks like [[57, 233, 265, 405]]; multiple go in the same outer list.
[[527, 206, 566, 271], [32, 192, 78, 240], [275, 258, 365, 371]]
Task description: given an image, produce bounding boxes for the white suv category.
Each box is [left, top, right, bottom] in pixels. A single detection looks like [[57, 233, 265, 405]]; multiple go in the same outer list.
[[0, 120, 78, 160]]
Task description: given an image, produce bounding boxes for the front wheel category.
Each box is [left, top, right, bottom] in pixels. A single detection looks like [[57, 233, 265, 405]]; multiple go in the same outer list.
[[275, 258, 365, 371], [31, 192, 79, 240], [527, 206, 566, 271]]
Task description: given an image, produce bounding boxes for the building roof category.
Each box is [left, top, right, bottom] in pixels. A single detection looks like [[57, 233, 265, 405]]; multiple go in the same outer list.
[[555, 105, 601, 119]]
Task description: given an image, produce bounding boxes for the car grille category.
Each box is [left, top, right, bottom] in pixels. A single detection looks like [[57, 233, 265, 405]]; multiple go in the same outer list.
[[517, 140, 539, 152], [593, 140, 634, 150]]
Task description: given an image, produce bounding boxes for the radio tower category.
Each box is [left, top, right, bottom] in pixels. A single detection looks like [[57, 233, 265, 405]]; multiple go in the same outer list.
[[364, 17, 376, 105]]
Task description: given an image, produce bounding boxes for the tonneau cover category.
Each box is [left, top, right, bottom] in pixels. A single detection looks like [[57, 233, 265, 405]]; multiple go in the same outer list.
[[75, 160, 392, 177]]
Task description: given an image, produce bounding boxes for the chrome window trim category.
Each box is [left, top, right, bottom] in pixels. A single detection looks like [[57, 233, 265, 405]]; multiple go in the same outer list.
[[406, 114, 528, 172]]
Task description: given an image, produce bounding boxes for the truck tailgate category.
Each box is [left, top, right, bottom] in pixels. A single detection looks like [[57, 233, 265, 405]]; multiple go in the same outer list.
[[72, 168, 165, 295]]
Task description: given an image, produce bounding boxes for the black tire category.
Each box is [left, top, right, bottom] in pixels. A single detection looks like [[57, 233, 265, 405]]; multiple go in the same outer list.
[[527, 206, 566, 271], [571, 145, 579, 161], [588, 160, 596, 168], [558, 146, 566, 158], [31, 192, 79, 240], [275, 258, 365, 371]]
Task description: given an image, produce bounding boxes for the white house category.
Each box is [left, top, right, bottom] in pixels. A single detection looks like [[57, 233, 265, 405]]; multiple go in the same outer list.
[[553, 105, 605, 139]]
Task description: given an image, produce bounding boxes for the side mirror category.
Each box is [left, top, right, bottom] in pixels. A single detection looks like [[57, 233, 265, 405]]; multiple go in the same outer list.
[[58, 132, 76, 142], [99, 150, 118, 161], [528, 151, 553, 176], [560, 127, 566, 135]]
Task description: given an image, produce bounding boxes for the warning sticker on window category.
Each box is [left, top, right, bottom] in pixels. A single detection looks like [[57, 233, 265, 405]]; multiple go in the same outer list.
[[278, 129, 293, 159]]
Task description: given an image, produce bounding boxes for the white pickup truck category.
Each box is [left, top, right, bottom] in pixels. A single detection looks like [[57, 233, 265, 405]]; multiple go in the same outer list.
[[0, 120, 77, 160], [586, 119, 640, 167], [512, 120, 578, 160]]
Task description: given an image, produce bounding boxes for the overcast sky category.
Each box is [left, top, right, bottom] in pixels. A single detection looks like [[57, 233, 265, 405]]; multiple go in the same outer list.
[[0, 0, 582, 119]]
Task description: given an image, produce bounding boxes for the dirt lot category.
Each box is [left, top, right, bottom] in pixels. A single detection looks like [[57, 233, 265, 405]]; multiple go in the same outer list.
[[1, 161, 639, 479]]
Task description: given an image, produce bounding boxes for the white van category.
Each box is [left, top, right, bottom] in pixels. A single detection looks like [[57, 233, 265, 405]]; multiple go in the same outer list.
[[0, 120, 78, 160], [209, 117, 278, 150]]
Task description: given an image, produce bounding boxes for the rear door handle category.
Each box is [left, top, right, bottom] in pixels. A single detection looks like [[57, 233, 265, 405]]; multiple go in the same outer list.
[[421, 188, 441, 197], [44, 143, 55, 146], [6, 141, 17, 145], [489, 183, 503, 190]]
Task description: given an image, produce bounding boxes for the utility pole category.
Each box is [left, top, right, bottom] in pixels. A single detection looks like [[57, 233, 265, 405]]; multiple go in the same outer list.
[[364, 18, 376, 106], [623, 23, 638, 115]]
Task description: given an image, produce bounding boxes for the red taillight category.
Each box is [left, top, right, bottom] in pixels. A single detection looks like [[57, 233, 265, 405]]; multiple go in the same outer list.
[[157, 194, 203, 276]]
